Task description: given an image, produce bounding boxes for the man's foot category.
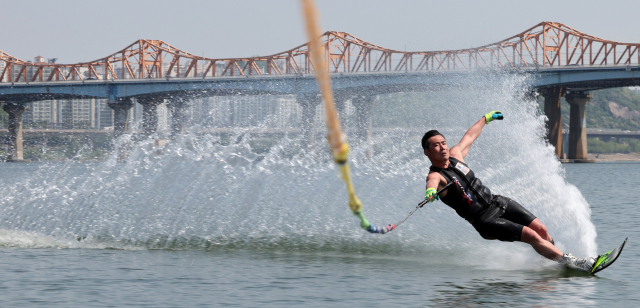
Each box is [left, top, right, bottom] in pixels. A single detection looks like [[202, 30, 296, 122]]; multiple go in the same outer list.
[[559, 253, 596, 272]]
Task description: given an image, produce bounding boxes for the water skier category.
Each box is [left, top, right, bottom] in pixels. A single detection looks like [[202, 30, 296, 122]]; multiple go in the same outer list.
[[422, 111, 593, 270]]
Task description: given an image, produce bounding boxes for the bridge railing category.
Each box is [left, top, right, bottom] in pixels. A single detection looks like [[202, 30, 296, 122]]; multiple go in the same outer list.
[[1, 63, 637, 87], [2, 22, 639, 84]]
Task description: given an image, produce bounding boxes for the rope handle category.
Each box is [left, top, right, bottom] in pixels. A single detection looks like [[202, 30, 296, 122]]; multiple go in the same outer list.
[[417, 182, 453, 208], [360, 182, 453, 234]]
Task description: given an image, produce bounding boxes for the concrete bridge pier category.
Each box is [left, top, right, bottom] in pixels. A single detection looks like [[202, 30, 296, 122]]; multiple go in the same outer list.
[[333, 93, 351, 126], [297, 94, 321, 150], [108, 99, 134, 161], [137, 97, 162, 139], [565, 92, 595, 162], [352, 95, 376, 158], [523, 89, 539, 102], [168, 99, 188, 139], [108, 99, 134, 139], [541, 87, 565, 159], [2, 102, 29, 162]]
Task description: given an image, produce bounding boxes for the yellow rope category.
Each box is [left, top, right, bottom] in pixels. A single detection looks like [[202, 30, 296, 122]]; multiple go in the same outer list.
[[300, 0, 364, 218]]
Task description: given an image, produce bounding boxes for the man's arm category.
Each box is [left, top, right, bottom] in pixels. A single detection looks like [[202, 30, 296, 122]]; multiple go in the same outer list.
[[450, 111, 503, 160], [426, 172, 444, 191], [425, 172, 446, 202]]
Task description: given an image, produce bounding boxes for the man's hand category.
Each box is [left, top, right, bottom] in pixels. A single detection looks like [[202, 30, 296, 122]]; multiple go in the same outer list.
[[424, 188, 439, 204], [484, 111, 503, 124]]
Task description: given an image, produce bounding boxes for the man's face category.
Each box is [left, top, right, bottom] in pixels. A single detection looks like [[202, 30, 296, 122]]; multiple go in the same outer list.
[[424, 135, 449, 161]]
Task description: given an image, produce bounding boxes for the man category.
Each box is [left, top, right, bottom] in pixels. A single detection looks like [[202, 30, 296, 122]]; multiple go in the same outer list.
[[422, 110, 594, 270]]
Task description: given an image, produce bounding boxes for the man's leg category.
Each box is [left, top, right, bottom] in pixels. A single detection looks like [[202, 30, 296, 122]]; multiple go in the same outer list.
[[521, 226, 562, 261], [498, 197, 555, 245], [526, 218, 553, 243]]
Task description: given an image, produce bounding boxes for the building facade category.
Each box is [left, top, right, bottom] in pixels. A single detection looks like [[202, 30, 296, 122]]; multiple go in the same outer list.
[[202, 95, 301, 128], [25, 98, 114, 129]]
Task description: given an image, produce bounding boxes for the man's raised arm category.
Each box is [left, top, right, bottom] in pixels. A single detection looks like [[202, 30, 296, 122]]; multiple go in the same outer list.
[[450, 111, 503, 159]]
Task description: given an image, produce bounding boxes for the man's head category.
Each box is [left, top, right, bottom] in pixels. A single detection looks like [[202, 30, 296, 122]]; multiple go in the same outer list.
[[422, 130, 449, 162]]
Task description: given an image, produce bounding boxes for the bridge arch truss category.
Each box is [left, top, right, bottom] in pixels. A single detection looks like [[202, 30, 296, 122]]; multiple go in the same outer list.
[[2, 21, 640, 84]]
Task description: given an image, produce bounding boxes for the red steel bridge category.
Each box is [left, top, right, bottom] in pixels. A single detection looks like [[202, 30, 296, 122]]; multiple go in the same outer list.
[[2, 21, 640, 82], [1, 22, 640, 162]]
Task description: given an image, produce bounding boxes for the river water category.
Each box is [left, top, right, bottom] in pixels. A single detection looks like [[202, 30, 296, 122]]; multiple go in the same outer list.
[[2, 161, 638, 307], [0, 72, 638, 307]]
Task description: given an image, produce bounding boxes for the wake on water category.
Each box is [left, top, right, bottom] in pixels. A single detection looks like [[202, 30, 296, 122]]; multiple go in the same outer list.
[[0, 70, 596, 270]]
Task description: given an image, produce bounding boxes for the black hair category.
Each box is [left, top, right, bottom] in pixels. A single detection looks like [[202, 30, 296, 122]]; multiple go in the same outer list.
[[421, 130, 444, 150]]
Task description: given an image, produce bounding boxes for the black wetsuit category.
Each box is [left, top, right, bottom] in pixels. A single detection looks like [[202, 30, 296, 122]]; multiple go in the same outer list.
[[429, 157, 536, 242]]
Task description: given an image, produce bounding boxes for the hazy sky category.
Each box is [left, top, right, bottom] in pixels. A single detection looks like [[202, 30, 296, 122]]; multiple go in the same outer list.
[[3, 0, 640, 63]]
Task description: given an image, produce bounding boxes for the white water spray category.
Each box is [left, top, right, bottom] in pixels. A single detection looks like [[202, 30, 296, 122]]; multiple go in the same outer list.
[[0, 70, 596, 268]]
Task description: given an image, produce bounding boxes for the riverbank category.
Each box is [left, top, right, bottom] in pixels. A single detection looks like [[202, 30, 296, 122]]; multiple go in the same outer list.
[[588, 152, 640, 161]]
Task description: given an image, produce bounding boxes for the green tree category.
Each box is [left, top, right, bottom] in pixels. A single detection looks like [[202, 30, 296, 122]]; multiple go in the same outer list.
[[0, 107, 8, 128]]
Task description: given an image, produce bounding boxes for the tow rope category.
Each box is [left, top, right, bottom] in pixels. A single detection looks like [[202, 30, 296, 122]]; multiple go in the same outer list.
[[300, 0, 450, 234], [356, 182, 452, 233]]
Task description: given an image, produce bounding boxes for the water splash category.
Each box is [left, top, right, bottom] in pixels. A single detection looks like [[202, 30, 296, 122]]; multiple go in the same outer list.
[[0, 70, 597, 267]]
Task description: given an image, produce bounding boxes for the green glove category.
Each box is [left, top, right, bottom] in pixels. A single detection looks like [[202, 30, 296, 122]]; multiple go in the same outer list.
[[484, 111, 503, 124], [424, 188, 438, 203]]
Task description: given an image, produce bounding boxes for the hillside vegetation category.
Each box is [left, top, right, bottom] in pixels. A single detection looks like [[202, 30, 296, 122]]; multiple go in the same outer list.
[[538, 87, 640, 153], [555, 87, 640, 131]]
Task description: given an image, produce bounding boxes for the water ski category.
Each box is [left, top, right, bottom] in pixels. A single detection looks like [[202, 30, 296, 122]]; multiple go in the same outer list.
[[591, 237, 627, 274]]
